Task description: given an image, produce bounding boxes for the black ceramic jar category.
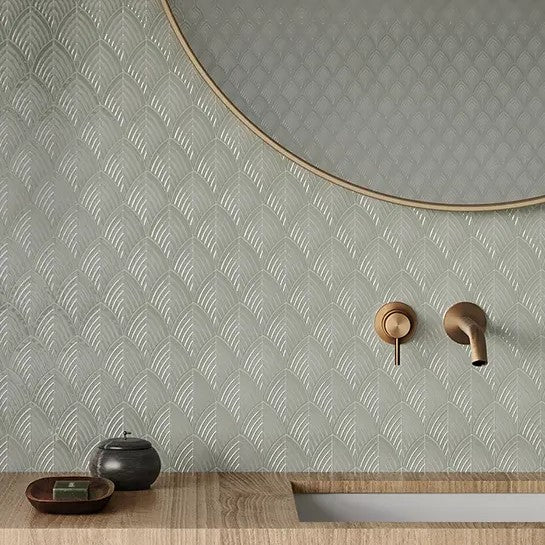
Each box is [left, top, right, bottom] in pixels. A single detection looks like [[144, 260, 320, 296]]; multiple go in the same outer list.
[[89, 431, 161, 491]]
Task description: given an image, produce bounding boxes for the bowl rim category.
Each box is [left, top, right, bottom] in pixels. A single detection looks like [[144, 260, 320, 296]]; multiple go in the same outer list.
[[25, 475, 115, 503]]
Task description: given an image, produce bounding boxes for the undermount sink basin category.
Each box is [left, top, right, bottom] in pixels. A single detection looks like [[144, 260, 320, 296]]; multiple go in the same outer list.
[[294, 493, 545, 523]]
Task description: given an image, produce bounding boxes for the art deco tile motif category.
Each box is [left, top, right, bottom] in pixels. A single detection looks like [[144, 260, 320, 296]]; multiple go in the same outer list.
[[172, 0, 545, 205], [0, 0, 544, 472]]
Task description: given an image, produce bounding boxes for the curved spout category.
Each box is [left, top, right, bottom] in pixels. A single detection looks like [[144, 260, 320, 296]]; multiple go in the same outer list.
[[444, 302, 488, 366], [457, 316, 488, 366]]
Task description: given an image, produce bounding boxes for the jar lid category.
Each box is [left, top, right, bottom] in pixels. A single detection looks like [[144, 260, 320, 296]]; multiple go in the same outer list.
[[97, 431, 151, 451]]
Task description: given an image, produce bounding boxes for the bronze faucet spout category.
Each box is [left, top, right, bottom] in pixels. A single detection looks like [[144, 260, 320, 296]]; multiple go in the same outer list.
[[457, 316, 488, 366], [444, 302, 488, 366]]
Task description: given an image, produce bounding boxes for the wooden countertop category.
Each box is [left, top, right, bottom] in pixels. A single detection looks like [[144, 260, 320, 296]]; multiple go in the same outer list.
[[2, 472, 545, 544]]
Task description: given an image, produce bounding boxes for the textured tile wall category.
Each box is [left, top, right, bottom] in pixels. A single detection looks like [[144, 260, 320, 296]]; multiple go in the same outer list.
[[0, 0, 544, 472]]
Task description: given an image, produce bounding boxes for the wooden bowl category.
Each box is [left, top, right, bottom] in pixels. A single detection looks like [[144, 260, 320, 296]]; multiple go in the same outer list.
[[26, 476, 115, 514]]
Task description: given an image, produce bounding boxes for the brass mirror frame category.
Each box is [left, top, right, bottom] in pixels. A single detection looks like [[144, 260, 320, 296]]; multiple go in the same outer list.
[[162, 0, 545, 212]]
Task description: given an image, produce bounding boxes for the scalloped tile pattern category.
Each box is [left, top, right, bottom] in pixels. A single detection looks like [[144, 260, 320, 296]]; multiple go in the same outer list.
[[172, 0, 545, 205], [0, 0, 544, 472]]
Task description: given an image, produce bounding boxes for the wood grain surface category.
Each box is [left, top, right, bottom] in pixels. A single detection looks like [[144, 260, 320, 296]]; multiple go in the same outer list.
[[2, 472, 545, 544]]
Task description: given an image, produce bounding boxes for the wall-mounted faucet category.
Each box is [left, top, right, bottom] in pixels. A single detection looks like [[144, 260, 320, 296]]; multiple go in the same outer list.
[[443, 302, 488, 366], [375, 302, 417, 365]]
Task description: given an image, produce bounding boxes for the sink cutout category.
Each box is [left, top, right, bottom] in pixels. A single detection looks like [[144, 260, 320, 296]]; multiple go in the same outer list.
[[294, 493, 545, 522]]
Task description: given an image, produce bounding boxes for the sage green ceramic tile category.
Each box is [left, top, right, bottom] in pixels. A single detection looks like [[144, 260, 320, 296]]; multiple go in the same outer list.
[[0, 0, 544, 473]]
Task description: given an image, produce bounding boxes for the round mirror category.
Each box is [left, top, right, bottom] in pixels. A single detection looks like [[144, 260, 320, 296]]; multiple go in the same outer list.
[[164, 0, 545, 210]]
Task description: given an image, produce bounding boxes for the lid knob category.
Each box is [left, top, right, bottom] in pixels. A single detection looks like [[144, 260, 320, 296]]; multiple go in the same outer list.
[[123, 431, 132, 440]]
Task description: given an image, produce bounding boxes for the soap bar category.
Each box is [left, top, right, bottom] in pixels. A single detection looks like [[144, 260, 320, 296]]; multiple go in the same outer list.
[[52, 480, 90, 500]]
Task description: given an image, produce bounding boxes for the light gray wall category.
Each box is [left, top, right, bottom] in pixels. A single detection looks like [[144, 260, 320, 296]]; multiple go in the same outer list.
[[173, 0, 545, 205], [0, 0, 544, 472]]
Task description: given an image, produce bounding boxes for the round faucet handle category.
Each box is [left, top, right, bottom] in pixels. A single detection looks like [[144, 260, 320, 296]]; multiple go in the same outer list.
[[374, 302, 417, 366], [384, 311, 411, 339]]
